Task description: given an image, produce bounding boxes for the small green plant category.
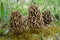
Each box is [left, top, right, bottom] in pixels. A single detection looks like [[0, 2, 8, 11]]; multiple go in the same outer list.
[[1, 2, 5, 21]]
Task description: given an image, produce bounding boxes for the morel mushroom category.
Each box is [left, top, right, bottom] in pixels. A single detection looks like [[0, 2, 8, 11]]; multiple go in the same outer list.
[[10, 11, 25, 33], [55, 14, 59, 21], [42, 10, 52, 25], [28, 5, 44, 29]]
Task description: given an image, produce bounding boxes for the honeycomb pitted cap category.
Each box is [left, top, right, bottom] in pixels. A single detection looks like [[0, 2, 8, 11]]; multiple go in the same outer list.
[[10, 11, 25, 33], [28, 5, 44, 29], [42, 10, 52, 25]]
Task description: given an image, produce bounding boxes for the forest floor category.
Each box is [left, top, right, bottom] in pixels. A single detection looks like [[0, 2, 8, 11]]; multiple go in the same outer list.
[[0, 25, 60, 40]]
